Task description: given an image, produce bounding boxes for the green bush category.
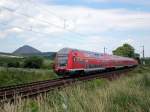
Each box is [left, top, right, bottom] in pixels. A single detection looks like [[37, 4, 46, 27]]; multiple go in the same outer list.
[[0, 57, 23, 68], [141, 58, 150, 65], [24, 56, 44, 69], [7, 62, 20, 68], [41, 59, 54, 69]]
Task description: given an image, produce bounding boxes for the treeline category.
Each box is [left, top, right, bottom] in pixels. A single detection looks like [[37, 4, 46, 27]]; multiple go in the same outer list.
[[112, 43, 148, 64], [0, 57, 23, 68], [113, 43, 140, 58], [0, 56, 54, 69]]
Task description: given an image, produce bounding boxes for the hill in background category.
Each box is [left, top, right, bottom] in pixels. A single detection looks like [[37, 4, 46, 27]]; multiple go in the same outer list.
[[12, 45, 56, 59], [13, 45, 41, 54]]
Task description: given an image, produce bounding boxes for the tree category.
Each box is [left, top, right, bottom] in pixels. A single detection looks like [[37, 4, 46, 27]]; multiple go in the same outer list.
[[24, 56, 43, 68], [7, 62, 20, 68], [113, 43, 139, 58]]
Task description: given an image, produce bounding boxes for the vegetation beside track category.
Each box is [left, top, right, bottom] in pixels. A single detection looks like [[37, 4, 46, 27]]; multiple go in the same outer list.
[[0, 56, 56, 87], [0, 56, 54, 69], [0, 67, 57, 87], [0, 65, 150, 112]]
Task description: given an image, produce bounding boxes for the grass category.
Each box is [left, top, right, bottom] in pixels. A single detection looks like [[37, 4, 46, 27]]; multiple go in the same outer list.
[[0, 65, 150, 112], [0, 57, 55, 87], [0, 67, 57, 87]]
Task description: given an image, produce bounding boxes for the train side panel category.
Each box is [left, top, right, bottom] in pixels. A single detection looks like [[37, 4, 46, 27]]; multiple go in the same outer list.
[[54, 48, 138, 76]]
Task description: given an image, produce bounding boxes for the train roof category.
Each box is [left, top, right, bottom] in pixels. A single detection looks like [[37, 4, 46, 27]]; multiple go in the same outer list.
[[57, 48, 135, 60], [57, 48, 71, 54], [57, 48, 106, 57]]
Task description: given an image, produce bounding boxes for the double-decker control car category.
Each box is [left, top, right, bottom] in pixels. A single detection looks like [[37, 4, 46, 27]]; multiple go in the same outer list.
[[54, 48, 138, 76]]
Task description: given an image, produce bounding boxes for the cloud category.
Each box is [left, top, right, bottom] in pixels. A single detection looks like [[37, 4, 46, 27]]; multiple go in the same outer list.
[[0, 0, 150, 56], [9, 27, 23, 33], [38, 5, 150, 34], [85, 0, 150, 5], [0, 32, 7, 39], [1, 1, 150, 36], [0, 27, 23, 39]]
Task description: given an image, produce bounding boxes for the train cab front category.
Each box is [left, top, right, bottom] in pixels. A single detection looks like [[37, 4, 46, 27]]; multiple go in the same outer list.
[[55, 67, 68, 76], [54, 48, 70, 76]]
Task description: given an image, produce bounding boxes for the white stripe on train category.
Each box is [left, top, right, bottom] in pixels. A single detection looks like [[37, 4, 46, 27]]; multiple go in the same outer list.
[[68, 65, 135, 72]]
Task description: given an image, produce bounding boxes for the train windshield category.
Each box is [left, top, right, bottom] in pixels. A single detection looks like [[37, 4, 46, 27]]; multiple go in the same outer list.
[[57, 55, 68, 66]]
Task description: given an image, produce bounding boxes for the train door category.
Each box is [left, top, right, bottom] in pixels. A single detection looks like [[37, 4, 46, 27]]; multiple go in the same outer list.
[[72, 56, 81, 69], [72, 56, 77, 69], [85, 59, 89, 69]]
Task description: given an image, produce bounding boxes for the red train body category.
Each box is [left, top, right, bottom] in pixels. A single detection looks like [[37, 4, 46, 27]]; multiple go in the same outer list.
[[54, 48, 138, 75]]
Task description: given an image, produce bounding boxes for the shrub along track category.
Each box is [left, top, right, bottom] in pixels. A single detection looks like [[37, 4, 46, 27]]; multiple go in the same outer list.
[[0, 67, 134, 102]]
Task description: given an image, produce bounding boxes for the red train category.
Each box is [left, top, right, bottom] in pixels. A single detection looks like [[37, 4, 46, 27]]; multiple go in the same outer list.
[[54, 48, 138, 76]]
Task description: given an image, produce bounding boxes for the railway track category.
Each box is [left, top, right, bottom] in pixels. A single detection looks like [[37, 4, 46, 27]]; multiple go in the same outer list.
[[0, 68, 133, 101]]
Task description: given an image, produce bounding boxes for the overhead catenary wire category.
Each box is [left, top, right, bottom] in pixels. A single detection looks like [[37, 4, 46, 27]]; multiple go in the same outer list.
[[27, 0, 66, 21], [0, 4, 106, 51], [0, 5, 86, 39], [0, 22, 85, 44], [27, 0, 73, 30], [0, 22, 103, 51], [27, 0, 79, 30], [1, 0, 66, 21]]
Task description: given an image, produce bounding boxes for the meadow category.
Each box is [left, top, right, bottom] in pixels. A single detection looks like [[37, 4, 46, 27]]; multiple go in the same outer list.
[[0, 56, 57, 87], [0, 67, 57, 87], [0, 65, 150, 112]]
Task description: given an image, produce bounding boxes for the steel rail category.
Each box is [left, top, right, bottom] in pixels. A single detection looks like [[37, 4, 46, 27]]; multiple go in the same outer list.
[[0, 77, 69, 91], [0, 68, 134, 101]]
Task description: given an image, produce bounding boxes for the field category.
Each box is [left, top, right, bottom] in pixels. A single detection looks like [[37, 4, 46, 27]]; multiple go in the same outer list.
[[0, 67, 57, 87], [0, 65, 150, 112], [0, 56, 57, 87]]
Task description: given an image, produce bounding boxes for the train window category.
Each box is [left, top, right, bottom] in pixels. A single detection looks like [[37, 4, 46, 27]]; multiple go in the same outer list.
[[79, 58, 85, 64], [57, 55, 68, 66], [90, 64, 95, 68]]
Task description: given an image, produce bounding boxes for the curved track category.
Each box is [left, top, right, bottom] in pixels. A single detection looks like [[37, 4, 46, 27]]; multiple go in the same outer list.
[[0, 68, 134, 101]]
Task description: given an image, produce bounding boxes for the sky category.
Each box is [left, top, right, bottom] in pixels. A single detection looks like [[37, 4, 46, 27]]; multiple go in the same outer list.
[[0, 0, 150, 57]]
